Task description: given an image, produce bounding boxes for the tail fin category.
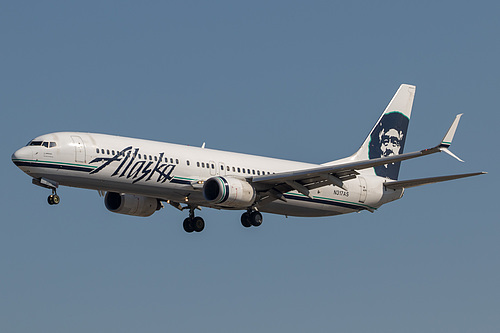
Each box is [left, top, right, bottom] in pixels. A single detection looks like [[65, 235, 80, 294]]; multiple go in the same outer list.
[[352, 84, 416, 180]]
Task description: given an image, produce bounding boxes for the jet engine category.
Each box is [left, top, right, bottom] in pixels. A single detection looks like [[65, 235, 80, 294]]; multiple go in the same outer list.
[[104, 192, 161, 217], [203, 176, 256, 208]]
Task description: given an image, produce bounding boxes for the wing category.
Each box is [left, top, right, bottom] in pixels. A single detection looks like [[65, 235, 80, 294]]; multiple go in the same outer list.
[[250, 146, 443, 203], [250, 114, 476, 204]]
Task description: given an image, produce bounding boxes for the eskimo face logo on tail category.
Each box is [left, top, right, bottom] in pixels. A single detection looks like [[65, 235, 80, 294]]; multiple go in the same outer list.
[[369, 112, 409, 180]]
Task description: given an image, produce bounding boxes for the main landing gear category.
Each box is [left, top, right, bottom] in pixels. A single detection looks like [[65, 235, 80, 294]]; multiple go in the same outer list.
[[183, 207, 205, 233], [241, 210, 263, 228], [180, 206, 263, 233]]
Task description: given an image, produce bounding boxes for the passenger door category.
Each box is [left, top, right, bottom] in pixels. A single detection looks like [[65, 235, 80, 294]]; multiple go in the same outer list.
[[71, 136, 86, 163]]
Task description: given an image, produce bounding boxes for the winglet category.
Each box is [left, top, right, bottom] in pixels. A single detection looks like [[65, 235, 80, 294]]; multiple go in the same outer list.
[[438, 114, 465, 162], [441, 148, 464, 162], [439, 114, 462, 148]]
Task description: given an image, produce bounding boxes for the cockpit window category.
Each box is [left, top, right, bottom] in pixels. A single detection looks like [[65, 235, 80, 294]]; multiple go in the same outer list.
[[27, 140, 57, 148]]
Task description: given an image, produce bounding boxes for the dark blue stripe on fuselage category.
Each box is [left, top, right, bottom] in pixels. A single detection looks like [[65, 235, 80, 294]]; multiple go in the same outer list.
[[15, 160, 195, 186], [13, 160, 94, 173], [170, 178, 192, 185], [283, 194, 365, 211]]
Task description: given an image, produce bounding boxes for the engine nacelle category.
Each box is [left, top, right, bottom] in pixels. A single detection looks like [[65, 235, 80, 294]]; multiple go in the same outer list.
[[203, 176, 256, 208], [104, 192, 161, 217]]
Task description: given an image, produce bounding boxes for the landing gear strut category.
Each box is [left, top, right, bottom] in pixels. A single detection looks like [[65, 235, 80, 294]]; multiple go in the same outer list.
[[32, 178, 60, 206], [241, 210, 263, 228], [183, 207, 205, 233]]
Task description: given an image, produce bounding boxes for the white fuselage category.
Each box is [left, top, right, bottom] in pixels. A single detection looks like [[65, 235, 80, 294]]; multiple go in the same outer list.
[[12, 132, 403, 217]]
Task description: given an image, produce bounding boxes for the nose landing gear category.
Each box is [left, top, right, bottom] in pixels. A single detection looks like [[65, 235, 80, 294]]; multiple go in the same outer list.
[[32, 178, 60, 206], [47, 192, 60, 205], [47, 187, 60, 205]]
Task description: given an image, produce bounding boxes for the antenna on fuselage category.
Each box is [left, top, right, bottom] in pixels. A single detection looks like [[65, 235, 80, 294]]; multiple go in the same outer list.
[[201, 142, 206, 149]]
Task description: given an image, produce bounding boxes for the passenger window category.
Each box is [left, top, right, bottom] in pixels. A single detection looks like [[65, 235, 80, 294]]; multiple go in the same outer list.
[[242, 169, 245, 174], [252, 170, 255, 175], [197, 162, 200, 167], [232, 167, 235, 172], [227, 166, 230, 171], [202, 162, 205, 168], [176, 159, 179, 164], [237, 167, 240, 172], [138, 154, 141, 159], [96, 148, 99, 153], [112, 150, 115, 155], [154, 156, 157, 161], [211, 164, 214, 169], [149, 155, 152, 160], [101, 149, 105, 154], [107, 149, 110, 155], [170, 158, 174, 163], [187, 160, 190, 166], [257, 171, 260, 175]]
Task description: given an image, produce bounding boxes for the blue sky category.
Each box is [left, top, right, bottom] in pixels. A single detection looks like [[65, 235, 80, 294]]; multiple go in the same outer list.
[[1, 1, 498, 332]]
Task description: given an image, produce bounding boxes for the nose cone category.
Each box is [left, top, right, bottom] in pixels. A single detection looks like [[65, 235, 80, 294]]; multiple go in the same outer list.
[[12, 146, 33, 165]]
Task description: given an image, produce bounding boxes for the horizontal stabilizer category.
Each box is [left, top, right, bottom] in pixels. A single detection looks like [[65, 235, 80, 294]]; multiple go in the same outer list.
[[384, 172, 486, 190]]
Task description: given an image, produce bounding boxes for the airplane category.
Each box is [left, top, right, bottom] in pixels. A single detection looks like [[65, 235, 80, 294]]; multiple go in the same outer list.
[[11, 84, 485, 233]]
